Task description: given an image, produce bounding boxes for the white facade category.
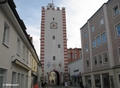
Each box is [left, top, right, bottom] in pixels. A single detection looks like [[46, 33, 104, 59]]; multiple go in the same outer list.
[[40, 3, 68, 84], [68, 58, 83, 85], [68, 58, 83, 77], [44, 7, 64, 74], [0, 1, 40, 88]]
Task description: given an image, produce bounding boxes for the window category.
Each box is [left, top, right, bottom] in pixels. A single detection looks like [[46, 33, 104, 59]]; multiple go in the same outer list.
[[17, 38, 20, 55], [53, 56, 55, 60], [21, 74, 24, 88], [26, 50, 28, 63], [103, 52, 108, 63], [115, 23, 120, 37], [53, 36, 55, 39], [96, 36, 101, 46], [3, 22, 10, 45], [94, 75, 101, 87], [92, 39, 96, 48], [0, 69, 3, 88], [101, 33, 106, 43], [11, 72, 16, 88], [93, 56, 97, 66], [58, 44, 60, 48], [85, 44, 88, 52], [23, 46, 25, 60], [118, 74, 120, 83], [91, 25, 94, 33], [25, 75, 28, 88], [113, 5, 119, 16], [17, 73, 21, 88], [84, 32, 87, 38], [85, 76, 91, 87], [118, 48, 120, 61], [86, 59, 89, 68], [99, 16, 104, 26], [72, 54, 76, 59], [98, 54, 102, 65]]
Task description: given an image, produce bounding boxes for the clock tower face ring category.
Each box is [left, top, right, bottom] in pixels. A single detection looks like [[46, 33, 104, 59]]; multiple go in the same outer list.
[[50, 22, 57, 29]]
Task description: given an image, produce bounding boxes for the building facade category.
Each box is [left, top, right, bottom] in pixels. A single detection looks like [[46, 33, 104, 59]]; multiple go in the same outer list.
[[80, 0, 120, 88], [0, 0, 41, 88], [68, 57, 83, 86], [67, 48, 82, 63], [40, 3, 68, 85]]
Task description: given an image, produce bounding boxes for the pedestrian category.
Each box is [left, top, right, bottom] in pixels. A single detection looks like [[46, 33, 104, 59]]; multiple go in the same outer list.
[[80, 81, 84, 88], [44, 80, 47, 88], [41, 80, 44, 88]]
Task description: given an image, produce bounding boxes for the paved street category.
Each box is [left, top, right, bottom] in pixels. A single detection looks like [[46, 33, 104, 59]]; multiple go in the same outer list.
[[46, 85, 80, 88]]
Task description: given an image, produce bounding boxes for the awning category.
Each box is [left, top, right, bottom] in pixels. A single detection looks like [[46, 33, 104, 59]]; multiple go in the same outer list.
[[12, 59, 30, 70], [71, 74, 79, 77]]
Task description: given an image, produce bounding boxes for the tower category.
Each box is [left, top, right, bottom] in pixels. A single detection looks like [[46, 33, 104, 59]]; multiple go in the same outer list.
[[40, 3, 68, 85]]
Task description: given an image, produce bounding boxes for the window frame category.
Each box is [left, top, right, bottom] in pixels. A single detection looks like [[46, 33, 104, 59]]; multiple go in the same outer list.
[[2, 22, 10, 47], [91, 25, 95, 33], [53, 36, 55, 39], [53, 56, 56, 60], [85, 59, 89, 68], [84, 31, 88, 39], [93, 56, 98, 66], [112, 3, 120, 17], [118, 47, 120, 62], [92, 38, 96, 48], [115, 23, 120, 37], [17, 38, 20, 56], [98, 54, 103, 65], [58, 44, 60, 48], [85, 44, 88, 52], [96, 36, 101, 46], [101, 32, 106, 44], [99, 16, 104, 27], [23, 45, 25, 60], [103, 52, 108, 64]]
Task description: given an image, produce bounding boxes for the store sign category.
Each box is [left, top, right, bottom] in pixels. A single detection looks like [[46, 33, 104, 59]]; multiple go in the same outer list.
[[74, 69, 79, 72]]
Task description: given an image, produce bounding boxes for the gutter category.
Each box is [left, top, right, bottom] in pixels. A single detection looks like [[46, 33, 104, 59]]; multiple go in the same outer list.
[[0, 0, 7, 4]]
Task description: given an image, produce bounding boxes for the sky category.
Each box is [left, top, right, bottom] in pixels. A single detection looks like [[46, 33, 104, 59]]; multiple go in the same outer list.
[[14, 0, 108, 59]]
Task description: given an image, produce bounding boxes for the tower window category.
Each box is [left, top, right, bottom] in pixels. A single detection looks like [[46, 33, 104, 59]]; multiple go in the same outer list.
[[53, 18, 54, 21], [53, 56, 55, 60], [53, 36, 55, 39], [58, 44, 60, 48]]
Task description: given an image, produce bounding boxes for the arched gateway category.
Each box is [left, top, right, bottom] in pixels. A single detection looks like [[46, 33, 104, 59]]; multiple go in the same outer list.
[[48, 70, 60, 85]]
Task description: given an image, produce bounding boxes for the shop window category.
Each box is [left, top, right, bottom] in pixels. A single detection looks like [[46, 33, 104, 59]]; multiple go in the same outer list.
[[94, 75, 101, 87]]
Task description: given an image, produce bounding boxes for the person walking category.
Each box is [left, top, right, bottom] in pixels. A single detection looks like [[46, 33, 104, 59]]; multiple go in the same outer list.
[[44, 80, 47, 88], [80, 81, 84, 88], [41, 80, 44, 88]]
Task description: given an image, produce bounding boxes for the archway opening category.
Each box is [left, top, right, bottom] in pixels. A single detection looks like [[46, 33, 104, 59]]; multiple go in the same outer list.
[[49, 71, 60, 85]]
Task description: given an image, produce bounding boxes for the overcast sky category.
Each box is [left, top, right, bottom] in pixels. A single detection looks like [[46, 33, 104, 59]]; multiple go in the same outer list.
[[14, 0, 108, 58]]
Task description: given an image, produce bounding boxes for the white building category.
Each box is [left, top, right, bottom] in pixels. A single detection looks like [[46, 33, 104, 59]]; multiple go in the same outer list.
[[0, 0, 41, 88], [68, 57, 83, 85], [40, 3, 68, 85]]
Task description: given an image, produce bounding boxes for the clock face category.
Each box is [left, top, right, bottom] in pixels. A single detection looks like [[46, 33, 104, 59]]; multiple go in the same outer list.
[[50, 22, 57, 29]]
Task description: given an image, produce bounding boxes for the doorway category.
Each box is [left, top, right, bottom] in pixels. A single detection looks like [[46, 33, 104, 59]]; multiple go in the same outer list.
[[49, 71, 60, 85], [102, 73, 110, 88]]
